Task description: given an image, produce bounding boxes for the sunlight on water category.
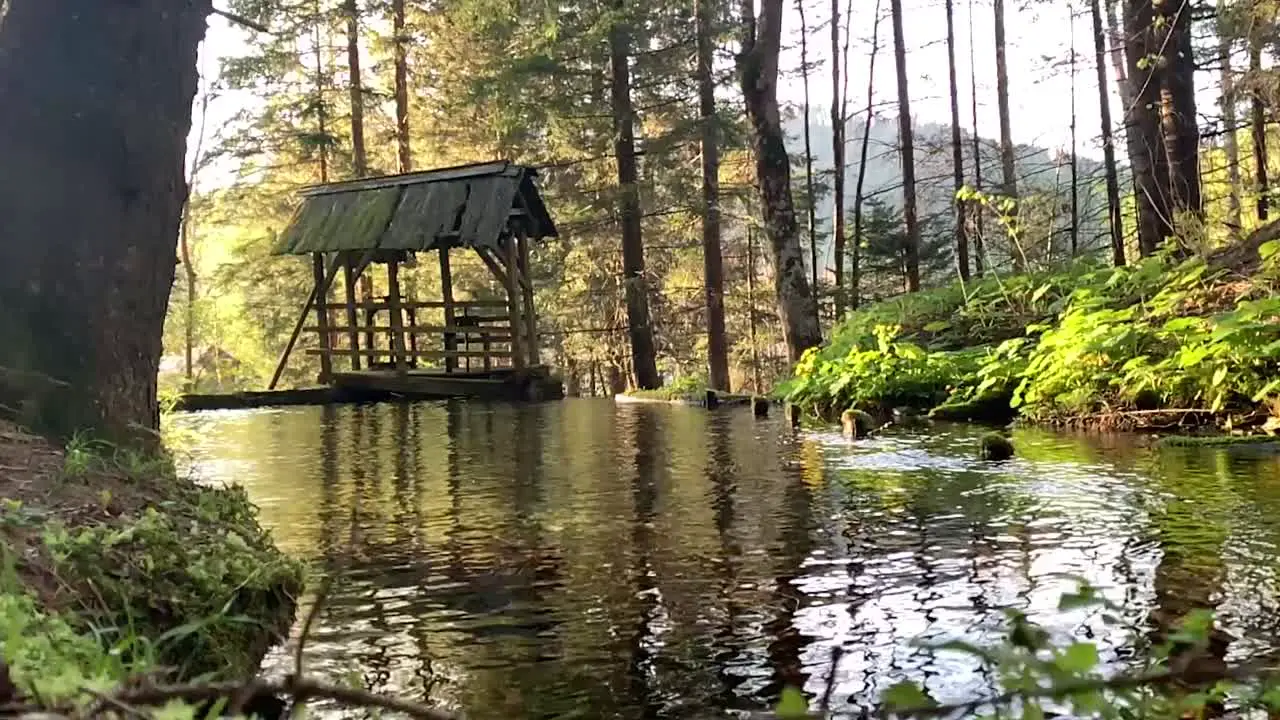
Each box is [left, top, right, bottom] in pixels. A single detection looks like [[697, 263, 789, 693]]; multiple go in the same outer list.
[[167, 399, 1280, 719]]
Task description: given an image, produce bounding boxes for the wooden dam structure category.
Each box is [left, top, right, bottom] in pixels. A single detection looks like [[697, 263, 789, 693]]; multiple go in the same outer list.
[[262, 160, 564, 404]]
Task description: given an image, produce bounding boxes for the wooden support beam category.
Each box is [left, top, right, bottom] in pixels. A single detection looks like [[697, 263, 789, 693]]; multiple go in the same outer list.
[[439, 247, 457, 373], [342, 253, 362, 371], [516, 229, 538, 367], [387, 261, 408, 375], [503, 234, 525, 369], [268, 250, 374, 390], [308, 348, 518, 359], [320, 299, 509, 311], [475, 246, 508, 289], [313, 253, 333, 382], [304, 324, 513, 338]]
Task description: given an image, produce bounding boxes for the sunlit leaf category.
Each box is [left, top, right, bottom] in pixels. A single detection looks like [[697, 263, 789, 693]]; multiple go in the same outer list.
[[1055, 642, 1100, 674], [882, 680, 935, 711], [776, 687, 809, 719]]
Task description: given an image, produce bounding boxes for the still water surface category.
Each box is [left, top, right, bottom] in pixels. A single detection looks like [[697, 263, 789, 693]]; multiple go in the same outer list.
[[168, 399, 1280, 719]]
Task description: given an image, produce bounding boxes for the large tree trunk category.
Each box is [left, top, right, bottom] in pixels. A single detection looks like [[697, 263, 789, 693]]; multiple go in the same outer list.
[[738, 0, 822, 358], [1069, 18, 1080, 257], [696, 0, 730, 392], [850, 0, 883, 309], [944, 0, 970, 280], [611, 0, 661, 388], [393, 0, 412, 173], [1156, 0, 1202, 226], [181, 93, 211, 387], [830, 0, 848, 315], [889, 0, 921, 291], [1217, 0, 1242, 236], [346, 0, 377, 356], [1123, 0, 1170, 255], [1250, 32, 1269, 222], [0, 0, 210, 444], [993, 0, 1017, 199], [1090, 0, 1127, 265], [968, 0, 986, 274], [796, 0, 819, 300]]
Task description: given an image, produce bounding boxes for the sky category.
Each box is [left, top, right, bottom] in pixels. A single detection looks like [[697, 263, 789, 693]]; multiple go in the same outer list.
[[191, 0, 1131, 181]]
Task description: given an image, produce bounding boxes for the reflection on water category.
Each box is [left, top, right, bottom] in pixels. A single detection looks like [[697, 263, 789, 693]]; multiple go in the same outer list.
[[167, 399, 1280, 719]]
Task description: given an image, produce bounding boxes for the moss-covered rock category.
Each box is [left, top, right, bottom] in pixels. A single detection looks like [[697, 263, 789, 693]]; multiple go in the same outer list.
[[841, 408, 879, 438], [979, 432, 1015, 461]]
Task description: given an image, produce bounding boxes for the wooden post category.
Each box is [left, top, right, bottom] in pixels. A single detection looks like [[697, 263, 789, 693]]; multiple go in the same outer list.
[[312, 252, 333, 382], [439, 246, 457, 373], [516, 229, 538, 367], [342, 252, 361, 371], [387, 260, 408, 375], [503, 235, 525, 369]]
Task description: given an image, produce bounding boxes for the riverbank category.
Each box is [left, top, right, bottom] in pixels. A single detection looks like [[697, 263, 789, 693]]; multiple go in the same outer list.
[[0, 421, 302, 706], [781, 239, 1280, 434]]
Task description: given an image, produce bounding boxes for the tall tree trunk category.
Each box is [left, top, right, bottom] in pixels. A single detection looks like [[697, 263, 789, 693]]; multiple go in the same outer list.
[[849, 0, 883, 310], [1155, 0, 1202, 227], [181, 92, 211, 387], [346, 0, 368, 176], [697, 0, 730, 392], [611, 0, 661, 388], [993, 0, 1018, 199], [830, 0, 848, 315], [1105, 0, 1147, 227], [393, 0, 412, 173], [796, 0, 819, 300], [1217, 0, 1242, 236], [1250, 32, 1269, 222], [968, 0, 986, 275], [1123, 0, 1170, 255], [890, 0, 921, 291], [313, 10, 331, 184], [1069, 11, 1080, 257], [739, 0, 823, 358], [944, 0, 970, 280], [0, 0, 210, 444], [1090, 0, 1126, 265]]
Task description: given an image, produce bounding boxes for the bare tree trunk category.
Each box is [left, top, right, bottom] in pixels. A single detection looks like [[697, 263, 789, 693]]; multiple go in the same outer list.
[[1156, 0, 1202, 227], [1217, 0, 1242, 236], [944, 0, 970, 280], [0, 0, 210, 443], [1250, 32, 1269, 222], [1123, 0, 1170, 255], [393, 0, 412, 173], [346, 0, 368, 176], [796, 0, 819, 300], [968, 0, 986, 275], [1069, 10, 1080, 257], [181, 92, 211, 386], [830, 0, 848, 315], [1090, 0, 1126, 265], [313, 9, 331, 184], [697, 0, 730, 391], [738, 0, 823, 357], [890, 0, 921, 291], [611, 0, 661, 388], [746, 224, 762, 392], [849, 0, 883, 309], [993, 0, 1017, 199]]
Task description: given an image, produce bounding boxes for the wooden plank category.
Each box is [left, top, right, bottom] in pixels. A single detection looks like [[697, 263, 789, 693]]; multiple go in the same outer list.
[[503, 234, 525, 369], [305, 323, 511, 334], [474, 246, 508, 288], [516, 229, 538, 367], [312, 253, 333, 381], [439, 247, 457, 373], [387, 261, 408, 375], [308, 348, 518, 359], [268, 253, 343, 389], [320, 300, 509, 310], [341, 253, 362, 371]]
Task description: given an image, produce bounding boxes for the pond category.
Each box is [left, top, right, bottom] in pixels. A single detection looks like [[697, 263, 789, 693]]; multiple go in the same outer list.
[[168, 398, 1280, 719]]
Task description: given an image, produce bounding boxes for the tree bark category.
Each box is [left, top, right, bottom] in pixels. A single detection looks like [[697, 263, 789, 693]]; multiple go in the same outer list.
[[696, 0, 730, 391], [1123, 0, 1170, 255], [0, 0, 211, 444], [944, 0, 970, 280], [346, 0, 375, 354], [1217, 0, 1242, 236], [830, 0, 848, 315], [850, 0, 883, 309], [738, 0, 823, 358], [889, 0, 921, 291], [1069, 14, 1080, 257], [1250, 33, 1269, 222], [610, 0, 661, 388], [1155, 0, 1202, 226], [181, 92, 211, 387], [796, 0, 819, 300], [1090, 0, 1126, 265], [967, 0, 986, 275], [393, 0, 412, 173], [993, 0, 1018, 199]]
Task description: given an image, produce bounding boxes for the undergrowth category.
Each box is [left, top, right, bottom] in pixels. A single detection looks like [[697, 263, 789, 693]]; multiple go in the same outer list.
[[782, 242, 1280, 431]]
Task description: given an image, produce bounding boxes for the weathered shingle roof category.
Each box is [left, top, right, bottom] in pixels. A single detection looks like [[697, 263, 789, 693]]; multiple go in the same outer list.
[[272, 160, 557, 255]]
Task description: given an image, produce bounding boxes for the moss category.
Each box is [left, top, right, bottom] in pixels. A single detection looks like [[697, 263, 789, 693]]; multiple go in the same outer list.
[[1157, 433, 1280, 448], [929, 394, 1017, 424], [979, 432, 1016, 461], [0, 422, 302, 686], [841, 408, 879, 438]]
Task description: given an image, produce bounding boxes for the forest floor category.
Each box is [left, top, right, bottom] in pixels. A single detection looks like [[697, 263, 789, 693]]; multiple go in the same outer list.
[[0, 419, 301, 709], [780, 231, 1280, 436]]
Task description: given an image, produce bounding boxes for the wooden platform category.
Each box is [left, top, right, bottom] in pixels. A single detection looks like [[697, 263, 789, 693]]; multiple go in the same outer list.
[[172, 367, 563, 412]]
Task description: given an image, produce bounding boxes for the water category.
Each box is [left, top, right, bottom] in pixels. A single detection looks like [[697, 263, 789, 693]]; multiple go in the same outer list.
[[167, 399, 1280, 719]]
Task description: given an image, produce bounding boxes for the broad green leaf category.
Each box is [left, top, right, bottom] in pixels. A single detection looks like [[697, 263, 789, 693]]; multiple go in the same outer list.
[[776, 686, 809, 719], [882, 680, 934, 711], [922, 320, 952, 333], [1055, 642, 1100, 674]]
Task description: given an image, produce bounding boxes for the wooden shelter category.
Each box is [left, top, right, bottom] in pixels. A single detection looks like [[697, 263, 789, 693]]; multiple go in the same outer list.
[[268, 160, 562, 400]]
